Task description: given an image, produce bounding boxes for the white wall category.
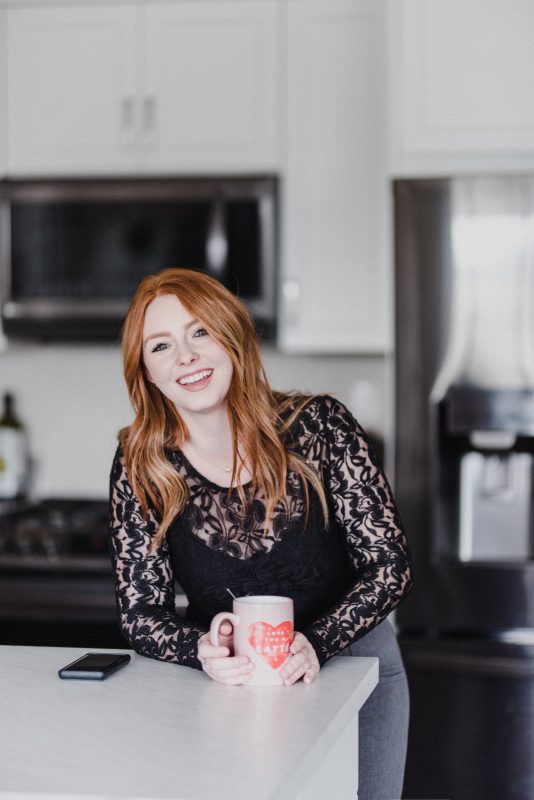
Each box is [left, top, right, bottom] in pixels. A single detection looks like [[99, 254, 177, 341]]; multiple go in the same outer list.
[[0, 341, 389, 499], [1, 342, 129, 499]]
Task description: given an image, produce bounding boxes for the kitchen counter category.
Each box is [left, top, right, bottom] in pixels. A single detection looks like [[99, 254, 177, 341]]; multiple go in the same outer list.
[[0, 645, 378, 800]]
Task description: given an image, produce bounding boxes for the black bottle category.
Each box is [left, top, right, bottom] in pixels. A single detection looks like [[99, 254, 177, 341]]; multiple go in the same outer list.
[[0, 393, 27, 499]]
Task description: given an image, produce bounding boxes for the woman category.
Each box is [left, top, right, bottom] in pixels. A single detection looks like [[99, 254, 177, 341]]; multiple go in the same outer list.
[[109, 267, 413, 800]]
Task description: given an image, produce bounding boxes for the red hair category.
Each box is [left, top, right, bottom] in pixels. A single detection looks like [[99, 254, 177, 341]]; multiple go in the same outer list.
[[119, 267, 328, 549]]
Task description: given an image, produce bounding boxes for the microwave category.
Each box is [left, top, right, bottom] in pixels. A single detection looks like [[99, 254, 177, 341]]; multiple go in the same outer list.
[[0, 176, 277, 341]]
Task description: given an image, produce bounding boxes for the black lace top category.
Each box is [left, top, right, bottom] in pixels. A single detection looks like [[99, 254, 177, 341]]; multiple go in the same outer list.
[[108, 395, 413, 670]]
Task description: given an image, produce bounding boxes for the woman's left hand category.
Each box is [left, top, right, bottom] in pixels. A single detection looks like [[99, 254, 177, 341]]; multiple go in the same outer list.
[[279, 632, 320, 686]]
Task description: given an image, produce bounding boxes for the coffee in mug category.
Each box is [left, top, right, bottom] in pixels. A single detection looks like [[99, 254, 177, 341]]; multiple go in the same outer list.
[[210, 595, 294, 686]]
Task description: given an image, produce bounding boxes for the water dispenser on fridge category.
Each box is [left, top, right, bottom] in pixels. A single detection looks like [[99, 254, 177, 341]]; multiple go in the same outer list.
[[437, 386, 534, 563]]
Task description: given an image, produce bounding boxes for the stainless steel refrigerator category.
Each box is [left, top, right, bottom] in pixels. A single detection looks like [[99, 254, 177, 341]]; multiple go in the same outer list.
[[394, 176, 534, 800]]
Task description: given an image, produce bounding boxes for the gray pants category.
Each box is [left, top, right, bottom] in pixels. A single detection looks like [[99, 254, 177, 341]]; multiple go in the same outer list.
[[339, 620, 409, 800]]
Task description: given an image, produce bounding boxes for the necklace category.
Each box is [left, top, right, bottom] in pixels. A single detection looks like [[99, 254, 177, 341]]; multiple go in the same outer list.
[[185, 442, 233, 474]]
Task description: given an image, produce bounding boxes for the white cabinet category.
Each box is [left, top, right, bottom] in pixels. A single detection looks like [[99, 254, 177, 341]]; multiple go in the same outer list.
[[6, 2, 280, 175], [7, 5, 139, 173], [0, 9, 7, 176], [143, 2, 279, 172], [390, 0, 534, 175], [279, 0, 391, 353]]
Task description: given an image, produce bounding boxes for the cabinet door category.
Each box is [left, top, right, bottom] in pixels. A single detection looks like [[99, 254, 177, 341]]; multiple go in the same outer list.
[[7, 6, 138, 175], [280, 0, 391, 353], [391, 0, 534, 174], [142, 1, 280, 173], [0, 10, 7, 176]]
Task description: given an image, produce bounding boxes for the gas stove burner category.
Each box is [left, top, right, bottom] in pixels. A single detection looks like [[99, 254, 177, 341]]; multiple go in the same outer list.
[[0, 498, 109, 560]]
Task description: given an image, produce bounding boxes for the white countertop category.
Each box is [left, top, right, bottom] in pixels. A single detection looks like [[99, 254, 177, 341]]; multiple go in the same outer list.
[[0, 645, 378, 800]]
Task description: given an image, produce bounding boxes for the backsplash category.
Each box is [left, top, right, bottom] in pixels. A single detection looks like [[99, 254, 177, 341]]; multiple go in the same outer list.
[[1, 342, 390, 499]]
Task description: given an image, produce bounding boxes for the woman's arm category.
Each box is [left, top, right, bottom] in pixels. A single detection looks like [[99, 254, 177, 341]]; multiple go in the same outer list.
[[108, 447, 205, 669], [301, 397, 414, 666]]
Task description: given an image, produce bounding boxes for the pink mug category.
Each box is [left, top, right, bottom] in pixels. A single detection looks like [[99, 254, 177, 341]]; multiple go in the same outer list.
[[210, 595, 294, 686]]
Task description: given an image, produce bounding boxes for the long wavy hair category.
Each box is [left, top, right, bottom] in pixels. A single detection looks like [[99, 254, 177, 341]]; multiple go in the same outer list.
[[119, 267, 329, 550]]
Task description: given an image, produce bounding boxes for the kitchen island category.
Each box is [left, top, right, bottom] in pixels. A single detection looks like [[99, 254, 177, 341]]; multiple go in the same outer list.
[[0, 645, 377, 800]]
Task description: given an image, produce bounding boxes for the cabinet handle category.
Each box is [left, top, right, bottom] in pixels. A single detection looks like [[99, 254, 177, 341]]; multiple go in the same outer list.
[[282, 278, 301, 325], [143, 95, 157, 146], [120, 96, 135, 147]]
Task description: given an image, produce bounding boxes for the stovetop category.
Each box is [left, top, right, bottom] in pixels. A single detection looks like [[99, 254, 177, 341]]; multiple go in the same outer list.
[[0, 498, 109, 564]]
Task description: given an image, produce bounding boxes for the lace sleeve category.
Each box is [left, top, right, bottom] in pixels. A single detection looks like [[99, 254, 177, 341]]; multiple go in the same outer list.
[[108, 447, 205, 669], [301, 397, 414, 665]]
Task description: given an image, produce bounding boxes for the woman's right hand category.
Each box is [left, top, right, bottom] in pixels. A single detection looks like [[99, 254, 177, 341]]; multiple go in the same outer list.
[[197, 622, 255, 685]]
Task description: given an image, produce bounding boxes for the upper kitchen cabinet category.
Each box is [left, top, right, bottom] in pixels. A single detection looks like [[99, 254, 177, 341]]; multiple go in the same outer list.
[[6, 5, 139, 174], [390, 0, 534, 175], [142, 2, 279, 172], [279, 0, 391, 353], [0, 9, 7, 176], [5, 1, 280, 175]]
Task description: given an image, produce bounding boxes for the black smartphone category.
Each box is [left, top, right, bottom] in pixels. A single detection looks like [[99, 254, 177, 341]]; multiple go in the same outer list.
[[58, 652, 131, 680]]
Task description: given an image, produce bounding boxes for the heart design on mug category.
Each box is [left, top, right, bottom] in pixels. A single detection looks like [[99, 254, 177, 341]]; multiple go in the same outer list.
[[248, 621, 293, 669]]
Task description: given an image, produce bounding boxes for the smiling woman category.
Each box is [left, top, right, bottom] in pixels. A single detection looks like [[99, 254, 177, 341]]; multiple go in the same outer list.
[[109, 267, 413, 800], [142, 294, 234, 424]]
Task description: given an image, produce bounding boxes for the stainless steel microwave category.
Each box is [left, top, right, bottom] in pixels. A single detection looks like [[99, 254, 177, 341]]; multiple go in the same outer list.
[[0, 176, 277, 340]]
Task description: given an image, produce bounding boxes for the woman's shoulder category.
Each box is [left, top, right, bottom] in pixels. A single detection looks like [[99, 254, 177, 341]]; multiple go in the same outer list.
[[109, 442, 127, 484], [111, 441, 125, 465], [277, 391, 350, 415], [276, 392, 354, 436]]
